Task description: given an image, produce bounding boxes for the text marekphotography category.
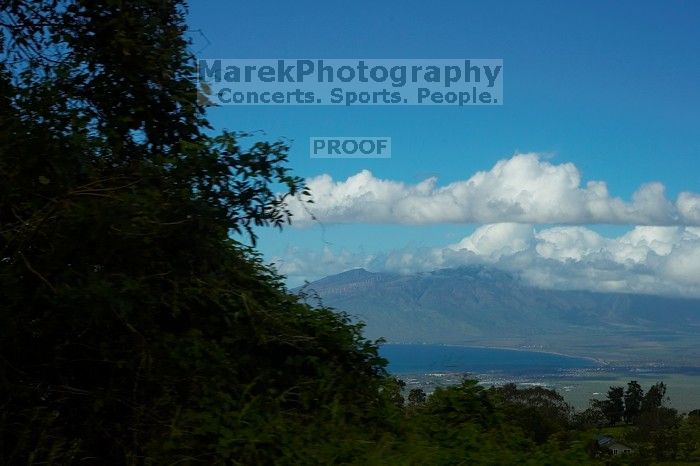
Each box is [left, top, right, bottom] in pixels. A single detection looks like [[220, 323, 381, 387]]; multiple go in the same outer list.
[[198, 59, 503, 106]]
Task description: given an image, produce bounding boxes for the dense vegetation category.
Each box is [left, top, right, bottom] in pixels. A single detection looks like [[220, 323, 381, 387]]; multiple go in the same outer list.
[[1, 1, 698, 464]]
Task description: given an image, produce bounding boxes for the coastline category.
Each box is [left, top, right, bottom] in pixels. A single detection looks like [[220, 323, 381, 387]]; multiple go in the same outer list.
[[380, 344, 700, 412]]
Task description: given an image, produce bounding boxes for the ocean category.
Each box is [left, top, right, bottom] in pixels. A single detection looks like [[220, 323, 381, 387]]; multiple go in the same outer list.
[[380, 343, 597, 374], [379, 344, 700, 413]]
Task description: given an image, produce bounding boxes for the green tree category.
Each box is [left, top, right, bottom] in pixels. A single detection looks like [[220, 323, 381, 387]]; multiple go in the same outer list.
[[489, 383, 573, 443], [642, 382, 668, 413], [401, 380, 588, 465], [383, 377, 407, 408], [677, 414, 700, 461], [573, 403, 607, 429], [628, 406, 681, 461], [624, 380, 644, 423], [0, 1, 391, 464], [407, 387, 427, 406], [603, 386, 625, 425], [423, 379, 496, 428]]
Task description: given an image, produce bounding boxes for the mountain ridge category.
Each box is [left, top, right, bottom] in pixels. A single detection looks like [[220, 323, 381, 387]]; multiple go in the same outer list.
[[297, 266, 700, 365]]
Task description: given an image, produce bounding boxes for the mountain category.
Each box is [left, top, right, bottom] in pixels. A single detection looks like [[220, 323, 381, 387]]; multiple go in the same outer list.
[[297, 266, 700, 365]]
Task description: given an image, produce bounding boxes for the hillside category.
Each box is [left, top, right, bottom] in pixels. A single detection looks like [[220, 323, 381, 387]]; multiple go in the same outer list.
[[299, 266, 700, 365]]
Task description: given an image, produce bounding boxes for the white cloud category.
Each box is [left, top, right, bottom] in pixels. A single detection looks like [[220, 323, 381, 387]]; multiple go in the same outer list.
[[287, 153, 698, 226], [449, 223, 533, 259], [677, 192, 700, 224], [274, 224, 700, 298], [535, 227, 606, 261]]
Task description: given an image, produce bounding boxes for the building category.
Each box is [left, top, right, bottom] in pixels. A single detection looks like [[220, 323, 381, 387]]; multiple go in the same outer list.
[[608, 442, 633, 455], [596, 435, 633, 456]]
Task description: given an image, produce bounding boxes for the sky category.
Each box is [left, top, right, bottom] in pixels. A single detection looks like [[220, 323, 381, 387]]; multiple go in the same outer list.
[[187, 0, 700, 297]]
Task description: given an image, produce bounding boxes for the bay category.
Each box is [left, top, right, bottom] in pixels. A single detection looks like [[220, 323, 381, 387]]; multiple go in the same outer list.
[[380, 343, 597, 375], [380, 344, 700, 413]]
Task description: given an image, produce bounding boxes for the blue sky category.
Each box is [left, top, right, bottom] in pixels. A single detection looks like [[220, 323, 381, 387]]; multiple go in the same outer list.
[[187, 1, 700, 295]]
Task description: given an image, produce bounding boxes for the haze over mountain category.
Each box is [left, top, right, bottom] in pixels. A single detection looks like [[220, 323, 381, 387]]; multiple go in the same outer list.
[[298, 266, 700, 366]]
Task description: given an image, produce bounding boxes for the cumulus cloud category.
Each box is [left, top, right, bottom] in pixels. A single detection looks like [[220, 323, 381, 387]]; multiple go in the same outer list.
[[450, 223, 533, 259], [274, 225, 700, 298], [287, 153, 698, 226]]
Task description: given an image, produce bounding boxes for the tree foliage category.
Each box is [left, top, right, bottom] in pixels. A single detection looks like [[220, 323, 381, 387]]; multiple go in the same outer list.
[[489, 383, 573, 443], [623, 380, 643, 424], [602, 386, 625, 426], [0, 1, 383, 464]]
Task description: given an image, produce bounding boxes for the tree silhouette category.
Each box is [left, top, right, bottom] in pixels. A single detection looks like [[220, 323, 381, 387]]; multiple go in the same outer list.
[[624, 380, 644, 423]]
